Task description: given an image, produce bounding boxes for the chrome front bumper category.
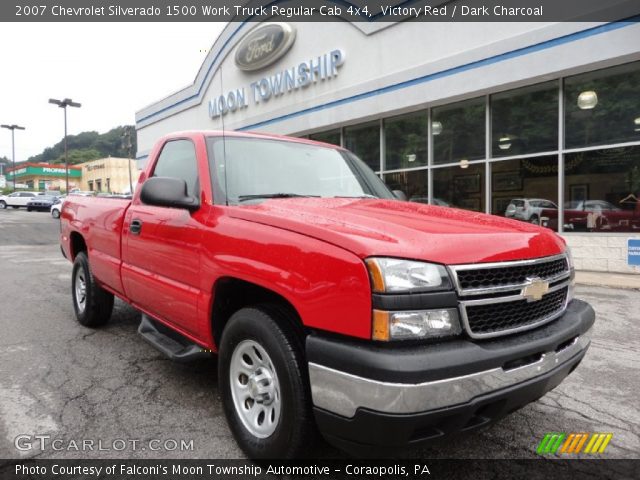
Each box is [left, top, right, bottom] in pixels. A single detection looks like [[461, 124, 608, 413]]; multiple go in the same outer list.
[[309, 331, 590, 418]]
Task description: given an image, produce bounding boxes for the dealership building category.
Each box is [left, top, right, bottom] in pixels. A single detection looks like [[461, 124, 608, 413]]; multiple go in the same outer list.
[[135, 17, 640, 274]]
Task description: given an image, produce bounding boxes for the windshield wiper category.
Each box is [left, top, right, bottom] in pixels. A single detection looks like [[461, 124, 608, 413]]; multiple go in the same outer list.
[[237, 193, 319, 202]]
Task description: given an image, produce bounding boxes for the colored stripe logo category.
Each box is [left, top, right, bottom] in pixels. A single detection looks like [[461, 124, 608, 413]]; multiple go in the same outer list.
[[537, 433, 613, 455]]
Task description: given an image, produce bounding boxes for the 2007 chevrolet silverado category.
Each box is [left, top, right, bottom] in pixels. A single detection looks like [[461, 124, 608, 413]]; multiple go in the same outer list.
[[60, 131, 595, 458]]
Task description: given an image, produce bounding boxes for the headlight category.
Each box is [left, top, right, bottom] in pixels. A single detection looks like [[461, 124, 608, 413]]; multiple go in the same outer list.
[[365, 257, 451, 293], [373, 308, 462, 341]]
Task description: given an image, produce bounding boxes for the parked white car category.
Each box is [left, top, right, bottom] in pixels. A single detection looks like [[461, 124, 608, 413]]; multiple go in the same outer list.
[[51, 197, 66, 218], [505, 198, 558, 224], [0, 191, 40, 209]]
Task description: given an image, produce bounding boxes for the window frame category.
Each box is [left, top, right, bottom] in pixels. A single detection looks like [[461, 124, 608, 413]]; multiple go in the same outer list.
[[151, 137, 201, 199]]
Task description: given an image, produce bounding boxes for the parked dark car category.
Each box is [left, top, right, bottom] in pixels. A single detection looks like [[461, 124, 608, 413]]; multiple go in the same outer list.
[[26, 195, 60, 212]]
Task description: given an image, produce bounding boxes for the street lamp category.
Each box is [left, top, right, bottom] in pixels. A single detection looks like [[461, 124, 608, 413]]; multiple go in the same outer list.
[[1, 124, 26, 192], [49, 98, 81, 192], [121, 126, 134, 195]]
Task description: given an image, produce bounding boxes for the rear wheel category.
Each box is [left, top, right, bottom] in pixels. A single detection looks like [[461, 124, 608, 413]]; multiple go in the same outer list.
[[529, 215, 539, 225], [219, 305, 315, 458], [71, 252, 114, 327], [0, 201, 6, 209], [26, 207, 32, 212]]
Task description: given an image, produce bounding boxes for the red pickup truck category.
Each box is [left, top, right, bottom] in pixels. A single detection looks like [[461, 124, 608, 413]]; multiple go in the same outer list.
[[60, 131, 595, 458]]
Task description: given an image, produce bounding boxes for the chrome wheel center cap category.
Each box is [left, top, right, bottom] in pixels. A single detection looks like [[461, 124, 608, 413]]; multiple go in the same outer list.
[[248, 368, 275, 405]]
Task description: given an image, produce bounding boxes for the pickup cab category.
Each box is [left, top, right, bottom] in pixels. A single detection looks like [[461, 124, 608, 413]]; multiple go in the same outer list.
[[60, 131, 595, 458]]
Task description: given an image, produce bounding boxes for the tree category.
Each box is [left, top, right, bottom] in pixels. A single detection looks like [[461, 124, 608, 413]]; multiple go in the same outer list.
[[26, 125, 137, 165]]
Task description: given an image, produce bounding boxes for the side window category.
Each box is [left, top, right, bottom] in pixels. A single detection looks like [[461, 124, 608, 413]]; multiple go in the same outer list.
[[152, 139, 199, 197]]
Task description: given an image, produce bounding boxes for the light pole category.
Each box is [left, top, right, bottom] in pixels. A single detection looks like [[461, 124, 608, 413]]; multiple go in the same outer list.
[[1, 124, 26, 192], [121, 126, 134, 195], [49, 98, 81, 192]]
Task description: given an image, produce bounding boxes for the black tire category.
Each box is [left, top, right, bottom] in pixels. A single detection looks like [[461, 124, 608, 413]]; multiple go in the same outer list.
[[71, 252, 114, 327], [27, 207, 32, 212], [218, 305, 315, 459], [529, 215, 539, 225], [52, 209, 60, 219], [0, 201, 6, 209]]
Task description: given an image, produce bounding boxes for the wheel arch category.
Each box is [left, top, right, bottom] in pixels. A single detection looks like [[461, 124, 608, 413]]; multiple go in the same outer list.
[[211, 276, 306, 350], [69, 231, 87, 261]]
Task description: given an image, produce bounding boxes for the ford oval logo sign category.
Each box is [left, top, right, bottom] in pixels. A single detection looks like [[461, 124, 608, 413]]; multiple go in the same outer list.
[[235, 23, 296, 72]]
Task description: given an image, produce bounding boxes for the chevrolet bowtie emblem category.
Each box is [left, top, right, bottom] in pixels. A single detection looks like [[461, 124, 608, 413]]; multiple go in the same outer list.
[[522, 277, 549, 302]]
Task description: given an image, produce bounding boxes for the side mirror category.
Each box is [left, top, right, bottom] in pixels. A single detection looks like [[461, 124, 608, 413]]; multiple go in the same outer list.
[[140, 177, 199, 211], [392, 190, 408, 201]]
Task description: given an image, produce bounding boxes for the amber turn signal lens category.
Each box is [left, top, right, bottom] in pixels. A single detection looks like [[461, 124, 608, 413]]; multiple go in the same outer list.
[[365, 259, 385, 293], [372, 310, 390, 341]]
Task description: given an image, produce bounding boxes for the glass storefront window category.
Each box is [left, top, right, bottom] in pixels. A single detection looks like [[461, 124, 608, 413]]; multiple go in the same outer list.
[[433, 163, 485, 212], [384, 112, 428, 170], [383, 169, 428, 203], [491, 156, 558, 230], [491, 81, 558, 157], [565, 62, 640, 149], [563, 146, 640, 232], [344, 122, 380, 171], [432, 97, 485, 165], [300, 61, 640, 236], [309, 129, 341, 146]]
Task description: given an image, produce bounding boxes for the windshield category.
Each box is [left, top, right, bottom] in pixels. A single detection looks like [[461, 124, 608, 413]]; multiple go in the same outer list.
[[206, 136, 394, 205]]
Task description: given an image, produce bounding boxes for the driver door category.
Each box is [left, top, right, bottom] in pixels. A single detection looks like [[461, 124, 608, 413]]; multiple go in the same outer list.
[[121, 138, 207, 336]]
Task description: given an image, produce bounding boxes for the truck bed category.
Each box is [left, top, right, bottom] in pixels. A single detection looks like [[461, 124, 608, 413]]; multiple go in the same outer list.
[[61, 195, 132, 296]]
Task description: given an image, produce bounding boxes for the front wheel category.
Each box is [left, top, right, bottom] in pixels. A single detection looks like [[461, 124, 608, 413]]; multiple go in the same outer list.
[[0, 201, 6, 209], [529, 215, 539, 225], [52, 209, 60, 219], [71, 252, 114, 327], [219, 305, 315, 459], [27, 207, 32, 212]]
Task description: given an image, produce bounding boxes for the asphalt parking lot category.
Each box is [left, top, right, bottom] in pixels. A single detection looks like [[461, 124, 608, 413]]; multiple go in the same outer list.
[[0, 208, 638, 460]]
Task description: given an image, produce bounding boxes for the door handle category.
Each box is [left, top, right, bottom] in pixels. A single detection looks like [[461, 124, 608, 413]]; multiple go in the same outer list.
[[130, 219, 142, 235]]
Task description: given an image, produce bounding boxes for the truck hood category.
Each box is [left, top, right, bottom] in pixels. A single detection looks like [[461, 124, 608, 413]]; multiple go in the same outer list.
[[229, 198, 566, 265]]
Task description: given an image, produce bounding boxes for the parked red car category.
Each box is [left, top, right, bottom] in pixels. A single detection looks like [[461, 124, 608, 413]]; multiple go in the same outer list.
[[541, 200, 640, 231], [60, 131, 594, 458]]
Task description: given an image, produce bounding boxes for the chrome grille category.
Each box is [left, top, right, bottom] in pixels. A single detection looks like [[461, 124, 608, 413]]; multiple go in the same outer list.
[[456, 257, 568, 292], [451, 254, 572, 339], [465, 287, 568, 336]]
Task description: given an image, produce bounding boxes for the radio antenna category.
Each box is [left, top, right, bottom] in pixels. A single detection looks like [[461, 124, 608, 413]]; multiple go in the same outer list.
[[219, 66, 229, 206]]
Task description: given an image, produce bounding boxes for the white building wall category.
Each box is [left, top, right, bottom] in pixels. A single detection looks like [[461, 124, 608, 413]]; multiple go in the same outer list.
[[566, 235, 640, 274], [137, 21, 640, 153]]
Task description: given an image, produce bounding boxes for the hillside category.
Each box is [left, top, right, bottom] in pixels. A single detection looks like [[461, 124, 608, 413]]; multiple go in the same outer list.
[[26, 126, 137, 166]]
